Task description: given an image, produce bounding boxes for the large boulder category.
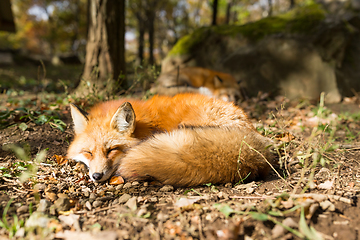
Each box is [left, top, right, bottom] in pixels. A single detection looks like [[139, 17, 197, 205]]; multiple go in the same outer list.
[[162, 3, 360, 103]]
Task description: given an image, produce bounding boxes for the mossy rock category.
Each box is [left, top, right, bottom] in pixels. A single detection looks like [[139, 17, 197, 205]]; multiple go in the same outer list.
[[168, 3, 326, 57]]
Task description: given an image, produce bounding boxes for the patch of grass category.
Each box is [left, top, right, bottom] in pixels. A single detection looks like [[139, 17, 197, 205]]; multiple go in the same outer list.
[[0, 99, 67, 131], [2, 144, 47, 182], [0, 199, 25, 238]]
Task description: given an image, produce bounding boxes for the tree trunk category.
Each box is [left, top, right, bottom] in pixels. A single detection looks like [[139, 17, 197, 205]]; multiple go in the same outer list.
[[71, 0, 80, 52], [225, 0, 232, 24], [289, 0, 295, 9], [268, 0, 273, 16], [138, 18, 145, 65], [147, 10, 155, 66], [76, 0, 126, 96], [212, 0, 218, 26]]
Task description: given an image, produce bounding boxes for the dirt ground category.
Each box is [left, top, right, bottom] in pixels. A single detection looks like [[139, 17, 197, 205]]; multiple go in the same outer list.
[[0, 93, 360, 240]]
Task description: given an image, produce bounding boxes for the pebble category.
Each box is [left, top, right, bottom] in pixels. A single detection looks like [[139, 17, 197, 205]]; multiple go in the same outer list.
[[17, 205, 28, 214], [49, 205, 56, 215], [118, 193, 132, 204], [37, 199, 51, 212], [320, 200, 335, 212], [225, 183, 232, 188], [159, 185, 174, 192], [115, 184, 124, 190], [54, 197, 70, 211], [85, 201, 92, 210], [92, 200, 103, 208], [25, 212, 50, 229], [131, 181, 140, 186], [33, 183, 46, 191], [89, 193, 96, 199], [246, 187, 255, 194], [112, 198, 119, 205], [123, 182, 132, 189], [45, 192, 57, 202], [57, 193, 69, 199]]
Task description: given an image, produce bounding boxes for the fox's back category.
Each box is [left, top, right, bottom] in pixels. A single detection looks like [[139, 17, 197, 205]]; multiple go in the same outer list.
[[86, 94, 253, 138]]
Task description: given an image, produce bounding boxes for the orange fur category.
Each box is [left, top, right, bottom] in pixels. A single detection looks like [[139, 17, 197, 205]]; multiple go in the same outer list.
[[152, 67, 241, 102], [67, 93, 274, 186]]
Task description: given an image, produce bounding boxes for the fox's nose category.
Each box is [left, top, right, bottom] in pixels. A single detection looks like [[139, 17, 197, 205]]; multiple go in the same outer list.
[[92, 172, 103, 181]]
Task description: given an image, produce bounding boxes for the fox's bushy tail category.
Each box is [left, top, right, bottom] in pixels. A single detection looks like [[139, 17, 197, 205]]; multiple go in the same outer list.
[[118, 127, 275, 187]]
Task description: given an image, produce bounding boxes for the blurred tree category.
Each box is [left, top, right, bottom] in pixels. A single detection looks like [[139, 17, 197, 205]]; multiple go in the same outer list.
[[0, 0, 87, 55], [212, 0, 219, 25], [76, 0, 126, 95]]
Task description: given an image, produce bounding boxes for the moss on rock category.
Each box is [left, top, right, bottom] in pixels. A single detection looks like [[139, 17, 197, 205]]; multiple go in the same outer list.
[[168, 3, 326, 56]]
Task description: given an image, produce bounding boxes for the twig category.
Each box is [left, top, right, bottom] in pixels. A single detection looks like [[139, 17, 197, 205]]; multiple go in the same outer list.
[[242, 140, 293, 188], [290, 193, 353, 205], [229, 195, 275, 200]]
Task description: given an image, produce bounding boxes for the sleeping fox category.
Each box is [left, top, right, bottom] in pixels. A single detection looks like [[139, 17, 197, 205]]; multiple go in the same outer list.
[[67, 93, 274, 187], [151, 67, 242, 102]]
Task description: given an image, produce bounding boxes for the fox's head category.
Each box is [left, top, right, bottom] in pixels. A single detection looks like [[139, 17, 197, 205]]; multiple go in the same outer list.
[[199, 75, 242, 102], [67, 102, 140, 182]]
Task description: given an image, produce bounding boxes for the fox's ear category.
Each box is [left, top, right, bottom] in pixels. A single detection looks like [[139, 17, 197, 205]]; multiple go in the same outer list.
[[214, 75, 224, 88], [110, 102, 136, 135], [70, 104, 89, 134]]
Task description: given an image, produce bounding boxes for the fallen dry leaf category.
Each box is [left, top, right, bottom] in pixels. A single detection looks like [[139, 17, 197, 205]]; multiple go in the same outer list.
[[275, 132, 295, 142], [109, 176, 125, 185], [54, 155, 68, 165]]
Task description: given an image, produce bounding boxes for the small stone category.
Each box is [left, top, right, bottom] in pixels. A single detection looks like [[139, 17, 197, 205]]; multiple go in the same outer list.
[[225, 183, 232, 188], [14, 228, 25, 238], [157, 212, 169, 221], [17, 205, 28, 214], [33, 183, 46, 191], [83, 191, 90, 198], [89, 193, 96, 199], [115, 184, 124, 190], [123, 182, 132, 189], [54, 197, 70, 211], [125, 197, 137, 211], [320, 200, 335, 212], [149, 197, 158, 202], [118, 193, 132, 204], [84, 201, 92, 210], [37, 199, 51, 212], [57, 193, 69, 199], [49, 205, 56, 215], [159, 185, 174, 192], [112, 199, 119, 205], [92, 200, 102, 208], [131, 181, 140, 186], [217, 192, 229, 199], [246, 187, 255, 194], [45, 192, 57, 202], [25, 212, 50, 229], [143, 182, 149, 187]]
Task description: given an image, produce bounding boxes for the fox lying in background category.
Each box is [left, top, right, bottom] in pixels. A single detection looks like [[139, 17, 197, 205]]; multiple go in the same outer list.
[[67, 94, 274, 187], [151, 67, 242, 102]]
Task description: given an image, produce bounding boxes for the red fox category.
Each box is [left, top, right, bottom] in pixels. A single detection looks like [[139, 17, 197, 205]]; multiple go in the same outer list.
[[151, 67, 242, 102], [67, 94, 274, 187]]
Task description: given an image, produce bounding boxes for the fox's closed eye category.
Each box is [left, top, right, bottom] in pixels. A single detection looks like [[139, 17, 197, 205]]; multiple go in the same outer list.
[[81, 150, 93, 158], [107, 147, 122, 158]]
